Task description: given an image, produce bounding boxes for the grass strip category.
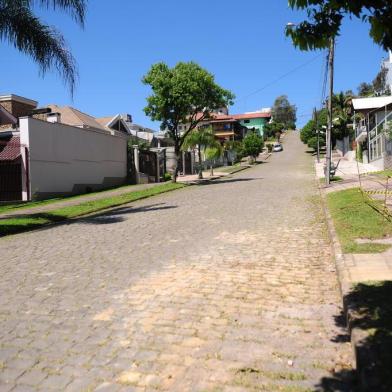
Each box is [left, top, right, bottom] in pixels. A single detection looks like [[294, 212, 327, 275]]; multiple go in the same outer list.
[[326, 187, 392, 253], [0, 182, 185, 237], [0, 183, 146, 215]]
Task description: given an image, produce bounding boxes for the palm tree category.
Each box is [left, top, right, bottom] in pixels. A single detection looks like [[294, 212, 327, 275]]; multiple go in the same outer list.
[[205, 144, 222, 176], [0, 0, 87, 94], [182, 126, 217, 179]]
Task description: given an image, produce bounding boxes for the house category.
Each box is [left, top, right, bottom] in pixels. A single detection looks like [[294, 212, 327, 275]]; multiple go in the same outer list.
[[382, 51, 392, 94], [232, 109, 272, 138], [353, 95, 392, 169], [0, 95, 129, 201], [208, 114, 248, 142]]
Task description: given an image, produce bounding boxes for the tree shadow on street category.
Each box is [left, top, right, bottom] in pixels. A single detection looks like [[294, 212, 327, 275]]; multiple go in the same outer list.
[[80, 203, 178, 225], [315, 281, 392, 392], [197, 178, 263, 186]]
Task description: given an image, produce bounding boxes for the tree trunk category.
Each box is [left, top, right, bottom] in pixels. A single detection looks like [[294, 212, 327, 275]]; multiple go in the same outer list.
[[198, 144, 203, 179], [172, 145, 180, 183], [210, 164, 214, 177]]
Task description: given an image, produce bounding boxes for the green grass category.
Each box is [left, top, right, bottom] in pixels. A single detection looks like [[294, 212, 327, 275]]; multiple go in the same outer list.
[[0, 182, 185, 237], [373, 169, 392, 178], [215, 165, 248, 174], [327, 187, 392, 253], [0, 183, 144, 215]]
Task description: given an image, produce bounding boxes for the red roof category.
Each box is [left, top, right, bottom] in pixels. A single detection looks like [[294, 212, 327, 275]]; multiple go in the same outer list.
[[0, 136, 21, 161], [232, 112, 271, 120]]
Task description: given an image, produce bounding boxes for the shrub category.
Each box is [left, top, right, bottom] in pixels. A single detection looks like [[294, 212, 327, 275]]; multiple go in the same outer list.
[[163, 172, 172, 181], [242, 132, 264, 158]]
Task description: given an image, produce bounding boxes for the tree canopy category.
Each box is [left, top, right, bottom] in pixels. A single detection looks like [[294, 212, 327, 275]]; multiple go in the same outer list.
[[0, 0, 87, 94], [286, 0, 392, 51], [357, 66, 391, 97], [271, 95, 297, 129], [143, 61, 234, 180], [300, 91, 353, 150], [242, 131, 264, 159]]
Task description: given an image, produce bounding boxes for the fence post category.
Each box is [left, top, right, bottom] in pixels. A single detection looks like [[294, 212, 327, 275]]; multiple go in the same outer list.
[[133, 145, 140, 184], [156, 150, 160, 183]]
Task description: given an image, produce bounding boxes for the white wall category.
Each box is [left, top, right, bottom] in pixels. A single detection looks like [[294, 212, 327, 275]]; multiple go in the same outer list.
[[20, 117, 128, 199]]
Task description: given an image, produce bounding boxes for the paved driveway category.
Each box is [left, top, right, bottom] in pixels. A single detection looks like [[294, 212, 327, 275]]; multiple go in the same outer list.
[[0, 133, 353, 391]]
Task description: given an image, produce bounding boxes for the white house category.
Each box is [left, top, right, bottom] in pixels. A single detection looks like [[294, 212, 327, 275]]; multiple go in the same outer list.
[[0, 95, 129, 201], [353, 95, 392, 169]]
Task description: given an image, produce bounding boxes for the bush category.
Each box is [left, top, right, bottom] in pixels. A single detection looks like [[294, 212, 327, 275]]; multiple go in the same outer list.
[[163, 172, 172, 181], [307, 136, 325, 151], [242, 132, 264, 158]]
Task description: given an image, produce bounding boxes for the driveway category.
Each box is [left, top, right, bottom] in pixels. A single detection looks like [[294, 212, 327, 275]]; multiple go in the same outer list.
[[0, 132, 354, 391]]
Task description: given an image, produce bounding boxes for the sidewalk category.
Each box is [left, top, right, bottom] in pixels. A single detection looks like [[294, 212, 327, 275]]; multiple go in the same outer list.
[[320, 175, 392, 390], [315, 156, 379, 180], [178, 152, 271, 184], [0, 182, 162, 220]]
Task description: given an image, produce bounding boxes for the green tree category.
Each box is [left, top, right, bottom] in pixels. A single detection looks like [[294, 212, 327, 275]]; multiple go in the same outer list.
[[357, 82, 375, 97], [205, 144, 223, 177], [242, 132, 264, 162], [142, 62, 234, 182], [271, 95, 297, 129], [331, 91, 354, 142], [182, 126, 216, 179], [286, 0, 392, 51], [0, 0, 87, 94], [264, 121, 285, 140]]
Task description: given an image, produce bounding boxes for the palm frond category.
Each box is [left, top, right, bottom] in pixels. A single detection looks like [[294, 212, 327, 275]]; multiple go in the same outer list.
[[0, 1, 78, 95]]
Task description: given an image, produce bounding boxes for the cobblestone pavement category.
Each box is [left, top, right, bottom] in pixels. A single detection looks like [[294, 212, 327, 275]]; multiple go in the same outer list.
[[0, 132, 354, 391], [0, 183, 162, 220]]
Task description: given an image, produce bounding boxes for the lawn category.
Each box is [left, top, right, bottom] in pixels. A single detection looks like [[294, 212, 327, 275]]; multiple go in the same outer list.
[[327, 187, 392, 253], [0, 182, 185, 237], [0, 183, 140, 215], [374, 169, 392, 178]]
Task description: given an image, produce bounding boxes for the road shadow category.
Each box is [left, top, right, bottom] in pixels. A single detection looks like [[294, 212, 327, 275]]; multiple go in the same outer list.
[[315, 281, 392, 391], [0, 203, 178, 236], [80, 203, 177, 225], [196, 178, 263, 186]]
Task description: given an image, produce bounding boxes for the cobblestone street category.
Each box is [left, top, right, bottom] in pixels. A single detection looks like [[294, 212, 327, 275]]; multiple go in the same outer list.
[[0, 132, 354, 391]]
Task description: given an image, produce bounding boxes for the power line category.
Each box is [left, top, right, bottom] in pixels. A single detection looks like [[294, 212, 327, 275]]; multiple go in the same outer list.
[[237, 53, 324, 103]]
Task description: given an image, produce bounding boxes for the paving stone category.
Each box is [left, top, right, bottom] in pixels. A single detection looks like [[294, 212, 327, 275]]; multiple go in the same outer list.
[[0, 133, 353, 391]]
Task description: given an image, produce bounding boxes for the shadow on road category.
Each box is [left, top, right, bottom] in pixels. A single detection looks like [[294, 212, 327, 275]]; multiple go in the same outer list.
[[315, 281, 392, 391], [197, 178, 263, 186], [80, 203, 178, 225]]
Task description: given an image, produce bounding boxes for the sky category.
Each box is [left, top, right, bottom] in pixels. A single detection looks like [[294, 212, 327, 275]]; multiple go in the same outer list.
[[0, 0, 388, 129]]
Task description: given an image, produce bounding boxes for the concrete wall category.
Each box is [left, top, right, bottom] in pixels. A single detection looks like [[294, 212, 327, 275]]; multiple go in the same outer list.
[[20, 117, 128, 199]]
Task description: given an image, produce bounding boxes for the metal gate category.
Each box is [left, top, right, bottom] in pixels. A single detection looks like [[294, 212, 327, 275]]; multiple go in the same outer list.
[[139, 150, 158, 182]]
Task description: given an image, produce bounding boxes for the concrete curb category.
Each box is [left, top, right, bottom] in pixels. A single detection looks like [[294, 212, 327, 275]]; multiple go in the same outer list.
[[318, 184, 381, 391]]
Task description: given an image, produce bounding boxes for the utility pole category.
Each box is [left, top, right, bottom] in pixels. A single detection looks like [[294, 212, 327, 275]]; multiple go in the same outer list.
[[326, 37, 335, 186], [313, 107, 320, 163]]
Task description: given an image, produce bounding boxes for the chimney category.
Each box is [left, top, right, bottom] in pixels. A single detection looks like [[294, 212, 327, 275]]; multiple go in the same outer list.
[[0, 94, 38, 118], [47, 112, 61, 123]]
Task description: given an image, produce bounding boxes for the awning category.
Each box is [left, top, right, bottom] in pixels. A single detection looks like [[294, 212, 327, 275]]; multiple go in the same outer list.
[[0, 136, 21, 161], [352, 96, 392, 111]]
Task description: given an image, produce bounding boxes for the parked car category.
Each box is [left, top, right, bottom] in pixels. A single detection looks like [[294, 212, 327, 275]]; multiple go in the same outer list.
[[273, 143, 283, 152]]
